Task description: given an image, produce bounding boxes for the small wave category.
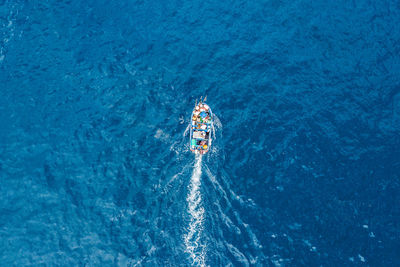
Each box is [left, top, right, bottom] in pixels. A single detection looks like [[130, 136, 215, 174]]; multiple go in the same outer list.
[[204, 165, 263, 254], [162, 162, 191, 195], [183, 124, 190, 137], [213, 114, 222, 130], [226, 242, 249, 267]]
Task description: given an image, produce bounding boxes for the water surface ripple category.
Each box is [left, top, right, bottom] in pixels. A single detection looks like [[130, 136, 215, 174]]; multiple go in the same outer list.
[[1, 0, 400, 265]]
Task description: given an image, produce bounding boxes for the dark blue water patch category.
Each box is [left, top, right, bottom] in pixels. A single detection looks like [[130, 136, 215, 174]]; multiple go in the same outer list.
[[1, 0, 400, 265]]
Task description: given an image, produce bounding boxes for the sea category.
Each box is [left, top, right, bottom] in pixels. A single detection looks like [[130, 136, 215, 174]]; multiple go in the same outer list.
[[1, 0, 399, 266]]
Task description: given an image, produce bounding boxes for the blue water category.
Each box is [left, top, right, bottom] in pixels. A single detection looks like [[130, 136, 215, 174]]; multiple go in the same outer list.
[[1, 0, 400, 265]]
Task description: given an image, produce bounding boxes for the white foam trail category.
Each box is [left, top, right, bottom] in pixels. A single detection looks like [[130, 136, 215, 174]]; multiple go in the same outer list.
[[184, 154, 206, 266]]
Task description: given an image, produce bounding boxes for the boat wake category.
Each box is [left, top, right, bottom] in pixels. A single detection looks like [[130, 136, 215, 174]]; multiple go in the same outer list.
[[184, 154, 206, 266]]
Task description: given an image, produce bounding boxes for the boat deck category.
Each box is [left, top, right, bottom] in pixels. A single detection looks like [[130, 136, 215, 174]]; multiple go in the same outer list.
[[190, 102, 213, 154]]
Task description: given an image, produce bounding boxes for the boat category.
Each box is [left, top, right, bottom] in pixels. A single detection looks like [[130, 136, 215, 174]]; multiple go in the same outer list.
[[190, 97, 213, 154]]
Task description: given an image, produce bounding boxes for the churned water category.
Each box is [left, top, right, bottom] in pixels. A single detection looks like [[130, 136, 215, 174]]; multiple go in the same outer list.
[[1, 0, 400, 266]]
